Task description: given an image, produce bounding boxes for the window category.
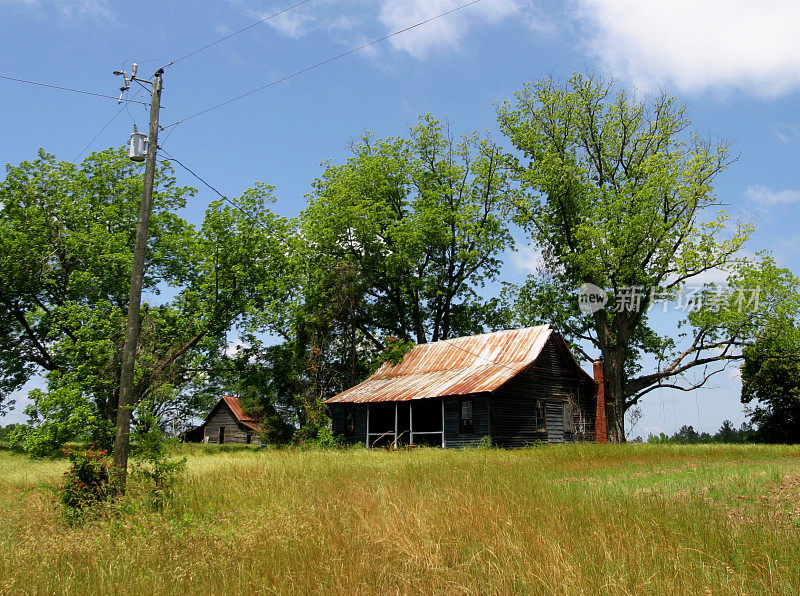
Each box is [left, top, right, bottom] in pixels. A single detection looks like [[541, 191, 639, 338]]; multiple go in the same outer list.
[[345, 407, 355, 436], [534, 400, 546, 432], [218, 427, 225, 444], [459, 399, 474, 434]]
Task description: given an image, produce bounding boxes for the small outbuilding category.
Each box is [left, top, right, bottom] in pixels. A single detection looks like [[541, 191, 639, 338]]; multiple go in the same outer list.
[[181, 396, 263, 445], [324, 325, 607, 447]]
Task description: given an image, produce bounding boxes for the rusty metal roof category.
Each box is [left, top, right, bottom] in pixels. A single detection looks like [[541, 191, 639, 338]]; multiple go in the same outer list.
[[324, 325, 558, 404], [206, 396, 262, 432]]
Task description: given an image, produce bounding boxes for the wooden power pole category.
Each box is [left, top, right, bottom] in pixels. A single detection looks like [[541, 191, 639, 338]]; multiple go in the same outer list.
[[113, 68, 163, 487]]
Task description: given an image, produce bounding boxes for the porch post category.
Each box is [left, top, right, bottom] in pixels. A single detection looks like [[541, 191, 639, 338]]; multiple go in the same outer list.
[[365, 404, 370, 448], [487, 397, 492, 439], [393, 402, 398, 449], [441, 398, 446, 448], [409, 401, 414, 445]]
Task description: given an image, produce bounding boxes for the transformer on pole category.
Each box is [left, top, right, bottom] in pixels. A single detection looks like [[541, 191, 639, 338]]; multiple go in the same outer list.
[[128, 125, 148, 162]]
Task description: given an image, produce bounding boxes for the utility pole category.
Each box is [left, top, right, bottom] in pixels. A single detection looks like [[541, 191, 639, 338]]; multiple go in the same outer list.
[[113, 67, 163, 488]]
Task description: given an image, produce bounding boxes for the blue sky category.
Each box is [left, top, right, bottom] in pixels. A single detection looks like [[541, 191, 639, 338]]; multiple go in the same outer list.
[[1, 0, 799, 438]]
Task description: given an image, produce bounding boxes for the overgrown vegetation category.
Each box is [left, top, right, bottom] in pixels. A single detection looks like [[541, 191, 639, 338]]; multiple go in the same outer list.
[[2, 445, 799, 594], [741, 323, 800, 443], [58, 446, 112, 514]]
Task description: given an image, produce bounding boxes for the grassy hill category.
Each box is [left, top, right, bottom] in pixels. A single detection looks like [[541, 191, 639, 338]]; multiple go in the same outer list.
[[2, 443, 799, 594]]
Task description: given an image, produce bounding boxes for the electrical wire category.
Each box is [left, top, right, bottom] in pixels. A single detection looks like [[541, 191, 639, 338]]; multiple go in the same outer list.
[[74, 87, 147, 161], [165, 0, 315, 69], [73, 106, 126, 162], [157, 147, 270, 230], [0, 74, 149, 105], [162, 0, 486, 129]]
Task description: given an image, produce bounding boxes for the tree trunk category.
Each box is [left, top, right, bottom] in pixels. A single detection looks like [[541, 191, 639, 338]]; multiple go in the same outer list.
[[603, 350, 627, 443]]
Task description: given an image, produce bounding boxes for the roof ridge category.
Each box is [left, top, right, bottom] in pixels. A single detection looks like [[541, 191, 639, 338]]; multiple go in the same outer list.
[[422, 324, 550, 348]]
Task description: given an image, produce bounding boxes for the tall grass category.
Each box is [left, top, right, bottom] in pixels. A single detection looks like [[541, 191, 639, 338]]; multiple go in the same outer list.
[[2, 444, 799, 594]]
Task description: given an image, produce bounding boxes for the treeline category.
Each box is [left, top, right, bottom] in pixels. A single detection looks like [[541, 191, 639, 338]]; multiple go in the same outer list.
[[0, 424, 19, 443], [645, 421, 754, 444]]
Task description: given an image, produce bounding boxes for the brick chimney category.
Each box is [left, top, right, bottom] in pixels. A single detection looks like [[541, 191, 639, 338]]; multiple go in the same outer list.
[[593, 360, 607, 444]]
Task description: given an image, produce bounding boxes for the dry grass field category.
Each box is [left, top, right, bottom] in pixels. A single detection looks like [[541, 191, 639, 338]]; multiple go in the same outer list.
[[1, 443, 800, 595]]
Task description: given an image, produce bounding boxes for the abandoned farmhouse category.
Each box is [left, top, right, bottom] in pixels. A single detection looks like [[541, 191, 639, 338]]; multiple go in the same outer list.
[[326, 325, 608, 448], [187, 325, 608, 447]]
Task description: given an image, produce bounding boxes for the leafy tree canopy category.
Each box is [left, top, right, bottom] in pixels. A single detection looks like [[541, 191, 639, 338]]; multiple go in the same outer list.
[[498, 72, 800, 441], [741, 322, 800, 443], [0, 149, 292, 454], [230, 115, 516, 438]]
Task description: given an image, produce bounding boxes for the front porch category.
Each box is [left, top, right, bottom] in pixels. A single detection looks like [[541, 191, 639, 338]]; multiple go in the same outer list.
[[365, 399, 445, 448]]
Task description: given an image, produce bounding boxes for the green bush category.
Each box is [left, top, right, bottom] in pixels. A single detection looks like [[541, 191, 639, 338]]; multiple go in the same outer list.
[[129, 412, 186, 511], [476, 435, 493, 449], [297, 425, 343, 449], [59, 446, 113, 514]]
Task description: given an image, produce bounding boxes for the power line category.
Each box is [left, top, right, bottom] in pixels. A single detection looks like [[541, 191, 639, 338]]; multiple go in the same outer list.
[[74, 106, 126, 162], [157, 147, 270, 230], [74, 87, 146, 161], [0, 74, 149, 105], [162, 0, 486, 129], [165, 0, 315, 69]]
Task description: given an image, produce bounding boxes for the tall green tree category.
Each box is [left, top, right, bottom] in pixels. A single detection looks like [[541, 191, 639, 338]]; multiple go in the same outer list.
[[216, 115, 513, 438], [0, 149, 291, 454], [498, 73, 798, 441], [741, 323, 800, 443], [302, 114, 512, 347]]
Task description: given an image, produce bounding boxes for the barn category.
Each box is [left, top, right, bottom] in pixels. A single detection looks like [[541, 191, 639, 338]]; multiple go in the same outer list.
[[324, 325, 607, 447], [182, 396, 263, 445]]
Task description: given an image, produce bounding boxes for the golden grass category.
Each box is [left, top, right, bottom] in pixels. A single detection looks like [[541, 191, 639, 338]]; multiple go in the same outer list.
[[2, 444, 800, 595]]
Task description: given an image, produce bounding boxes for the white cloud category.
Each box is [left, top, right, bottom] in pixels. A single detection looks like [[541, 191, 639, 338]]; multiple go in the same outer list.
[[745, 184, 800, 206], [510, 244, 544, 272], [772, 126, 796, 144], [224, 338, 252, 359], [685, 266, 729, 287], [378, 0, 519, 59], [265, 8, 315, 38], [242, 0, 521, 60], [574, 0, 800, 96], [0, 0, 112, 19]]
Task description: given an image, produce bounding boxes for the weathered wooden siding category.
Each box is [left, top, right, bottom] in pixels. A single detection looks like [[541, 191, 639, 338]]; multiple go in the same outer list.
[[330, 405, 344, 437], [490, 338, 595, 447], [443, 396, 489, 447], [203, 404, 261, 445], [330, 404, 368, 444]]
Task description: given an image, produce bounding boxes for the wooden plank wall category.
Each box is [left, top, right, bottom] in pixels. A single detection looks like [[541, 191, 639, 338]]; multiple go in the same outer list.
[[490, 338, 595, 447], [330, 404, 368, 444], [443, 396, 489, 447], [203, 405, 262, 445]]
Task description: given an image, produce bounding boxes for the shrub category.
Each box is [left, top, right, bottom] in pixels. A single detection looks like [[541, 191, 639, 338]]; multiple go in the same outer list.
[[297, 425, 343, 449], [59, 446, 113, 513], [476, 435, 493, 449], [129, 414, 186, 511]]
